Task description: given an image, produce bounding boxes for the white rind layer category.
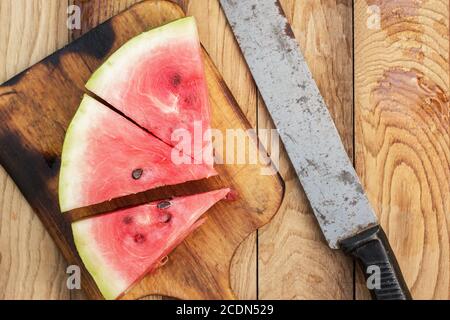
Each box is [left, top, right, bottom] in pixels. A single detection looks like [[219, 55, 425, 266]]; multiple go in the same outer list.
[[58, 95, 107, 212], [72, 219, 128, 300], [71, 188, 231, 300], [86, 16, 199, 94]]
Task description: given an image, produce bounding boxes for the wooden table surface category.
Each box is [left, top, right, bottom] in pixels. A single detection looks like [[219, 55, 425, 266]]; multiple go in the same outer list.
[[0, 0, 448, 300]]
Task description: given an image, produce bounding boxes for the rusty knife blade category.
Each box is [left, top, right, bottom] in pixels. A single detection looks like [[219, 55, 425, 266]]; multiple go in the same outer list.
[[220, 0, 378, 248]]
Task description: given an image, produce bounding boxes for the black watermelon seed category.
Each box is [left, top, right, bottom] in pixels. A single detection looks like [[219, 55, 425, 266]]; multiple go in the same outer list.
[[159, 213, 172, 223], [159, 256, 169, 266], [183, 95, 193, 104], [123, 216, 133, 224], [157, 200, 172, 209], [171, 73, 182, 87], [134, 233, 146, 243], [132, 168, 143, 180]]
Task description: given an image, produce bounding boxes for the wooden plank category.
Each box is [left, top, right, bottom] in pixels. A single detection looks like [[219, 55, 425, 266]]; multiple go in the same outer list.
[[0, 0, 69, 299], [258, 0, 355, 299], [3, 0, 447, 301], [0, 0, 283, 300], [354, 0, 449, 299], [186, 0, 259, 300], [1, 0, 261, 300], [186, 0, 259, 127], [70, 0, 141, 39], [69, 0, 259, 300]]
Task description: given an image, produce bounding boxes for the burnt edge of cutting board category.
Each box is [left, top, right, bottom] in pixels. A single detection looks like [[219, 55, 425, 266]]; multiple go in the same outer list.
[[0, 0, 284, 299]]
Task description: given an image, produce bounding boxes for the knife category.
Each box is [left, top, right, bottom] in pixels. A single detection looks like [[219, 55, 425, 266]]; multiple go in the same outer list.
[[220, 0, 412, 300]]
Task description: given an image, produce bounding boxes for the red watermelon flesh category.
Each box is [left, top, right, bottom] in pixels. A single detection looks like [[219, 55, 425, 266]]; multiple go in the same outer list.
[[72, 188, 231, 299], [86, 17, 213, 166], [58, 95, 216, 212]]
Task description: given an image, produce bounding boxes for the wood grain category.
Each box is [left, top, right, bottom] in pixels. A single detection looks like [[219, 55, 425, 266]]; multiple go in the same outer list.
[[186, 0, 259, 300], [0, 0, 283, 300], [70, 0, 141, 39], [0, 0, 70, 300], [257, 0, 355, 299], [354, 0, 449, 299], [3, 0, 448, 300]]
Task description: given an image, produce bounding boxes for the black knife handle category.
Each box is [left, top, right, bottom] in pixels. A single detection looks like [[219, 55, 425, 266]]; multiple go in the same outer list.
[[340, 226, 412, 300]]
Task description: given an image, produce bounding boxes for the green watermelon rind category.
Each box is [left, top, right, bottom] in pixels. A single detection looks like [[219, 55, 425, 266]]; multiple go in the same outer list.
[[72, 219, 127, 300], [59, 95, 104, 212], [72, 188, 231, 300], [86, 16, 198, 93]]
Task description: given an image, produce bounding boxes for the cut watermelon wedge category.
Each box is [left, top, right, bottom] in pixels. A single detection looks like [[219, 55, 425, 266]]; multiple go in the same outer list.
[[86, 17, 213, 166], [72, 188, 230, 300], [59, 95, 216, 212]]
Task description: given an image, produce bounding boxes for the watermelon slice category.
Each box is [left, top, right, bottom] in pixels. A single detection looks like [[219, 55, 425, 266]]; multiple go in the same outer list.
[[86, 17, 213, 166], [59, 95, 216, 212], [72, 188, 230, 300]]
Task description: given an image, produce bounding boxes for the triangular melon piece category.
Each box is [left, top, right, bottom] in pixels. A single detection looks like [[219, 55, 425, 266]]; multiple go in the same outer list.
[[59, 95, 216, 212], [72, 188, 230, 299], [86, 17, 213, 166]]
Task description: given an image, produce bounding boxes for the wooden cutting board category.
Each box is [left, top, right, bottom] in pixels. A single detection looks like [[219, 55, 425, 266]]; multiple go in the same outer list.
[[0, 0, 283, 299]]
